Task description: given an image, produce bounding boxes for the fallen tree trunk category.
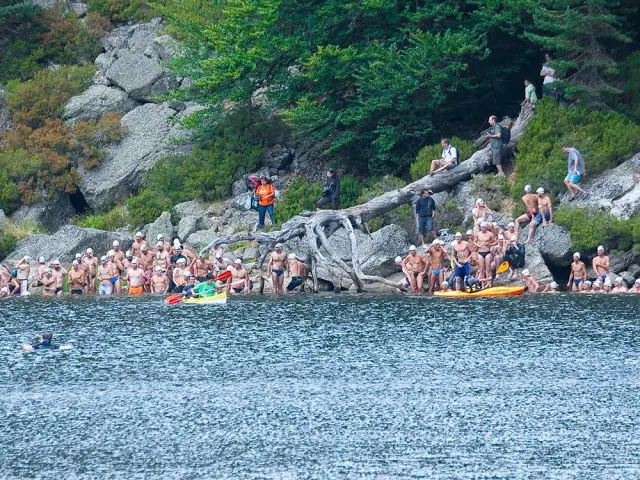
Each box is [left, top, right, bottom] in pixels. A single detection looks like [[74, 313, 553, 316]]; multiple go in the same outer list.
[[201, 108, 534, 292]]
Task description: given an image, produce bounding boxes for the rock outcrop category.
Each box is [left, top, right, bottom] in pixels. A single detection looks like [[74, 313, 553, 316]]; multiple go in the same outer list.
[[63, 85, 139, 123], [558, 153, 640, 218], [0, 209, 6, 229], [80, 103, 190, 209], [140, 211, 174, 245], [3, 225, 130, 274], [0, 86, 10, 135], [11, 194, 77, 232]]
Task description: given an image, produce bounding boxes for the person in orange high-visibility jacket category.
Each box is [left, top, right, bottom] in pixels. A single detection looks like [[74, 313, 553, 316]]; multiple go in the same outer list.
[[255, 176, 276, 228]]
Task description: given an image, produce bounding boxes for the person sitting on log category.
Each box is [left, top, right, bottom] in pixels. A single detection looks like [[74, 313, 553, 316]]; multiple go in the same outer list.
[[429, 138, 459, 175]]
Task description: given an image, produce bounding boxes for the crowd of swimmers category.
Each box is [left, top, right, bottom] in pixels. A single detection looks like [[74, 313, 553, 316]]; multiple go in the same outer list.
[[0, 233, 308, 298]]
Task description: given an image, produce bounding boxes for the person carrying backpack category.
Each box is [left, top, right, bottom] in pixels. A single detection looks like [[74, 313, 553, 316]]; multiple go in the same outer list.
[[429, 138, 459, 175], [487, 115, 505, 176]]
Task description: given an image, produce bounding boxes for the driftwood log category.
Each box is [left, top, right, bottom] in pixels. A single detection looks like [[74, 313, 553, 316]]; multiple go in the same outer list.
[[201, 108, 534, 292]]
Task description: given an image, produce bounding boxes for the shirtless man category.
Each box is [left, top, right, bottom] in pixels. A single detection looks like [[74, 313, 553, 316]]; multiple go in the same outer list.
[[611, 277, 628, 293], [68, 261, 87, 295], [194, 253, 212, 282], [15, 256, 31, 296], [36, 257, 48, 285], [153, 242, 169, 271], [126, 259, 146, 295], [426, 239, 448, 293], [41, 269, 57, 297], [521, 269, 539, 292], [138, 244, 155, 292], [122, 250, 140, 270], [229, 259, 252, 294], [525, 187, 553, 244], [476, 222, 497, 288], [172, 258, 188, 293], [83, 248, 99, 293], [212, 253, 231, 274], [107, 250, 124, 294], [131, 232, 148, 258], [401, 245, 429, 294], [180, 244, 197, 267], [472, 199, 494, 231], [592, 245, 610, 283], [514, 185, 539, 233], [97, 256, 115, 296], [49, 260, 67, 297], [580, 280, 593, 293], [151, 266, 169, 294], [267, 243, 287, 294], [451, 232, 472, 291], [542, 281, 561, 293], [631, 279, 640, 293], [112, 241, 126, 263], [286, 253, 306, 292], [567, 252, 587, 292]]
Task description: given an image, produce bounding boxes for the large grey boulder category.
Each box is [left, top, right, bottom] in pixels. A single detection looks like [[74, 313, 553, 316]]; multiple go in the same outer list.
[[79, 103, 190, 209], [522, 223, 572, 267], [63, 85, 138, 123], [105, 54, 171, 102], [521, 243, 554, 284], [558, 153, 640, 219], [627, 264, 640, 279], [141, 211, 173, 245], [11, 195, 77, 233], [3, 225, 130, 278], [173, 200, 208, 221], [258, 144, 294, 171], [618, 271, 635, 287], [177, 216, 211, 243], [69, 2, 87, 17]]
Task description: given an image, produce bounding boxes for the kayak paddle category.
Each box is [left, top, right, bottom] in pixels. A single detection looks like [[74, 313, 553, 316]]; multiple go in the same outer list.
[[216, 270, 232, 282], [165, 294, 182, 305]]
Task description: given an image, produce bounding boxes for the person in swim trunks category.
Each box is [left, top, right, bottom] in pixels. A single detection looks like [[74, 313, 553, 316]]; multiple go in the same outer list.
[[98, 256, 115, 296], [514, 185, 538, 233], [451, 232, 472, 291], [125, 259, 145, 295], [194, 253, 212, 282], [41, 268, 57, 297], [475, 222, 497, 288], [268, 243, 287, 294], [229, 259, 252, 294], [525, 187, 553, 244], [591, 245, 610, 282], [50, 260, 67, 297], [611, 277, 628, 293], [562, 143, 587, 199], [286, 253, 306, 292], [68, 260, 87, 295], [567, 252, 587, 291], [394, 256, 411, 291], [401, 245, 429, 294], [151, 266, 169, 294], [426, 239, 448, 293], [522, 269, 539, 292], [542, 281, 561, 294]]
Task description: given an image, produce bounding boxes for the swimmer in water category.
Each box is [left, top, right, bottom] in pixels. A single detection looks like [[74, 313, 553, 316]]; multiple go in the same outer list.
[[21, 333, 70, 351]]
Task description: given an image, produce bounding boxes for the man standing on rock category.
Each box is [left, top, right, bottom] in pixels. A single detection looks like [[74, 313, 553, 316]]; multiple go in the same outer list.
[[487, 115, 504, 176], [131, 232, 148, 257], [415, 190, 437, 245], [592, 245, 610, 282], [268, 243, 288, 294], [452, 232, 472, 291], [98, 256, 115, 296], [562, 143, 587, 199], [525, 188, 553, 244], [125, 259, 145, 295], [514, 185, 538, 233], [567, 252, 588, 291], [68, 261, 87, 295], [286, 253, 306, 292], [316, 169, 341, 210], [426, 239, 449, 293], [229, 259, 252, 294], [256, 175, 276, 229], [50, 260, 67, 297]]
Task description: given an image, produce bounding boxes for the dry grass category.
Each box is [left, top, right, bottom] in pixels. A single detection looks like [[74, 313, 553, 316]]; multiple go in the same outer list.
[[1, 219, 44, 240]]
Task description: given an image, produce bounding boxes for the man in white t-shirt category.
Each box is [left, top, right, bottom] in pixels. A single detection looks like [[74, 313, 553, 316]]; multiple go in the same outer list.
[[540, 53, 557, 97], [430, 138, 459, 175]]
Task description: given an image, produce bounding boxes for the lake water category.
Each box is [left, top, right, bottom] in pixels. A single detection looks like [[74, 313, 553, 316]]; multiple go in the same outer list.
[[2, 293, 640, 479]]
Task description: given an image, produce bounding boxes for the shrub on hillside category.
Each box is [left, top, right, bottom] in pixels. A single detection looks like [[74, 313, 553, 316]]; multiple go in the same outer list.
[[276, 177, 324, 224], [86, 0, 155, 23], [554, 205, 640, 252], [356, 176, 413, 233], [410, 137, 476, 180], [126, 190, 172, 228], [470, 174, 510, 212], [512, 98, 640, 200]]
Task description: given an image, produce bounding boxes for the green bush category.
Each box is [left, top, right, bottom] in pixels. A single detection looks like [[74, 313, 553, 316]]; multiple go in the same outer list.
[[276, 176, 323, 224], [410, 137, 476, 180], [0, 233, 19, 261], [86, 0, 155, 23], [554, 205, 640, 252], [126, 190, 172, 228], [73, 205, 128, 231], [513, 98, 640, 200], [470, 174, 510, 212], [339, 174, 363, 209], [436, 200, 467, 234]]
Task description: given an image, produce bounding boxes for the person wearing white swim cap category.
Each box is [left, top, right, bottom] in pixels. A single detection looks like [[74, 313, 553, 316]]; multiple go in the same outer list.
[[592, 245, 610, 284], [15, 255, 32, 296], [476, 221, 496, 289], [268, 243, 288, 295], [542, 280, 561, 294], [521, 269, 539, 292], [426, 237, 449, 293], [287, 253, 306, 293], [632, 278, 640, 293], [525, 187, 553, 244], [132, 231, 148, 257], [402, 245, 428, 294], [452, 231, 472, 291], [567, 252, 587, 292], [611, 277, 628, 293]]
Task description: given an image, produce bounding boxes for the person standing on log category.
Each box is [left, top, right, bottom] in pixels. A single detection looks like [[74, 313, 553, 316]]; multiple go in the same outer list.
[[256, 176, 276, 229], [487, 115, 504, 176], [316, 169, 340, 210], [415, 189, 437, 245]]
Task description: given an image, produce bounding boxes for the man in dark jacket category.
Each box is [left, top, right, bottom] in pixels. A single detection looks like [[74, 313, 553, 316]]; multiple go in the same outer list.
[[316, 169, 340, 210], [415, 190, 437, 244]]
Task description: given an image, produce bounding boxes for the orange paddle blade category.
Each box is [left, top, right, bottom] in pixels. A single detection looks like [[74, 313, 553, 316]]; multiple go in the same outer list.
[[216, 270, 232, 282], [496, 261, 510, 274], [165, 294, 182, 305]]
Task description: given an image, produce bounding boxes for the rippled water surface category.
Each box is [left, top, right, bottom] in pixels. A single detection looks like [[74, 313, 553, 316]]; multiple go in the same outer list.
[[2, 293, 640, 479]]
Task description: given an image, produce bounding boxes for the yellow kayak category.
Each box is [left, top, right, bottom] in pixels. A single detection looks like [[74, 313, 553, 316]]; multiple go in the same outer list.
[[434, 286, 526, 298], [182, 292, 228, 305]]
